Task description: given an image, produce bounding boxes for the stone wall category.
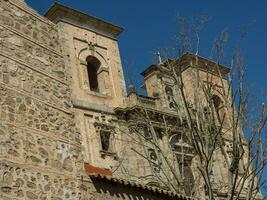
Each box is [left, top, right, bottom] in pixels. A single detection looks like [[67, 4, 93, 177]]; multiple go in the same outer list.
[[0, 0, 60, 52], [0, 26, 66, 80], [0, 161, 80, 199], [0, 1, 82, 199], [0, 55, 71, 109]]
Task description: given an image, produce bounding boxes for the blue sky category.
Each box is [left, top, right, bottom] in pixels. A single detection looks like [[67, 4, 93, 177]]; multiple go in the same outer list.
[[25, 0, 267, 94]]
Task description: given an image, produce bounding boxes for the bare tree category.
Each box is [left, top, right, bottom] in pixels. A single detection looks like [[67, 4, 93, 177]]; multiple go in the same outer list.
[[117, 15, 267, 200]]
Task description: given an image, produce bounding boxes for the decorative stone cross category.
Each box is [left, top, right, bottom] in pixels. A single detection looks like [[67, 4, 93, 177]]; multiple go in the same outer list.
[[88, 42, 96, 52], [155, 51, 162, 64]]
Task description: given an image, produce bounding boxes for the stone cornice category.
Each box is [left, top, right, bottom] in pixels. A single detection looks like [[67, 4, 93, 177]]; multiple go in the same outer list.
[[141, 52, 230, 78], [44, 3, 124, 40]]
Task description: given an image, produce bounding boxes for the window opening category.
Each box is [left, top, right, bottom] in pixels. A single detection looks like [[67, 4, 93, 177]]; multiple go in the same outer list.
[[100, 131, 111, 152], [86, 56, 100, 92]]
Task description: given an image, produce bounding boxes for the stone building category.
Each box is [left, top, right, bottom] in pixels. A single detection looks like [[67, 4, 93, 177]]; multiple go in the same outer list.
[[0, 0, 258, 200]]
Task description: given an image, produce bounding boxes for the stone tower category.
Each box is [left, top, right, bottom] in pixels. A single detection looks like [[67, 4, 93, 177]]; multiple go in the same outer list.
[[45, 3, 127, 170], [141, 53, 230, 110]]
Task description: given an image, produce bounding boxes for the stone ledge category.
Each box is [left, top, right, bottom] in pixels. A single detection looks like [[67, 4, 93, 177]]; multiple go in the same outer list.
[[72, 98, 115, 114], [85, 90, 112, 98]]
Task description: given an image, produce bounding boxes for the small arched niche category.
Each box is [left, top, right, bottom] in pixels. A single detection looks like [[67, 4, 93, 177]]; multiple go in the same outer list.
[[212, 95, 222, 110], [86, 56, 101, 92], [211, 95, 225, 123], [165, 86, 174, 97]]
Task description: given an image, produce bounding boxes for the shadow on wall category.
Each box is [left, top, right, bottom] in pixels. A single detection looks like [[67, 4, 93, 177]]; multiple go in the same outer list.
[[91, 178, 179, 200]]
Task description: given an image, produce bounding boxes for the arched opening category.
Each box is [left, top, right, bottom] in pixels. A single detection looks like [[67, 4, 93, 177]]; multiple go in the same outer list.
[[212, 95, 225, 123], [86, 56, 100, 92], [165, 86, 177, 109], [212, 95, 221, 110]]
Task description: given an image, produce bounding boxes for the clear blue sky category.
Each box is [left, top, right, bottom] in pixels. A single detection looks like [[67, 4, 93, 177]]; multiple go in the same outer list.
[[25, 0, 267, 94]]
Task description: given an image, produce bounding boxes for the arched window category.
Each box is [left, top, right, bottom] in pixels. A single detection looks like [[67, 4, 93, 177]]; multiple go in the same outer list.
[[212, 95, 225, 123], [86, 56, 100, 92], [165, 86, 177, 109], [212, 95, 222, 111]]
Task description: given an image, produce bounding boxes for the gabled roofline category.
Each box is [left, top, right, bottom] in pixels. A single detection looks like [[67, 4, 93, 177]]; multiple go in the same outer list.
[[44, 2, 124, 39]]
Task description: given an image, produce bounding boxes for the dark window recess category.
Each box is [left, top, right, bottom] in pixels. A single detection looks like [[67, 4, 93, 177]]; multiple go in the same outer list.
[[165, 86, 173, 96], [212, 95, 225, 123], [165, 86, 177, 109], [212, 95, 222, 111], [100, 131, 111, 152], [155, 128, 163, 140], [86, 56, 100, 92], [148, 148, 158, 161], [179, 161, 195, 196], [148, 148, 160, 173], [170, 133, 182, 149], [144, 127, 152, 139]]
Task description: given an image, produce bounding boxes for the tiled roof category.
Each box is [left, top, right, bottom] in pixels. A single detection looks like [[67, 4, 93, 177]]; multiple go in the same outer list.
[[89, 173, 195, 200], [84, 163, 112, 176]]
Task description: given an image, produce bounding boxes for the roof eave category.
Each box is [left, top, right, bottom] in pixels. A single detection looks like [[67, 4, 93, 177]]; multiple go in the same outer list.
[[44, 2, 124, 38]]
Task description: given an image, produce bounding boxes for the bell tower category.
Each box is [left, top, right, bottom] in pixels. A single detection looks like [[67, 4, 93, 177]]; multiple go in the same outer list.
[[45, 3, 127, 169], [141, 53, 231, 111], [45, 3, 126, 109]]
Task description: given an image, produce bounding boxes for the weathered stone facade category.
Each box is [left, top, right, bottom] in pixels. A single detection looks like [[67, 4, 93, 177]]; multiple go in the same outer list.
[[0, 1, 256, 200], [0, 1, 82, 199]]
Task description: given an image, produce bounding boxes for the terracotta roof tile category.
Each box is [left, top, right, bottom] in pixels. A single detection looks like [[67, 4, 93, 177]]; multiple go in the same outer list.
[[88, 173, 195, 200]]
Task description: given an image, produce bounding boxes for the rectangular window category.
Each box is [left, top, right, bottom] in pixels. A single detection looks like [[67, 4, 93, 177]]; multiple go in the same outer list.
[[155, 128, 163, 140], [100, 130, 111, 152]]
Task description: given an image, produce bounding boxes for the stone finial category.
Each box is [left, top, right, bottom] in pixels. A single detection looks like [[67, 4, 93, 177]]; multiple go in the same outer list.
[[128, 85, 136, 93]]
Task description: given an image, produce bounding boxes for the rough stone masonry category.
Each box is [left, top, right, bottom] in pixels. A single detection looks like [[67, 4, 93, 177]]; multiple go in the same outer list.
[[0, 0, 83, 199]]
